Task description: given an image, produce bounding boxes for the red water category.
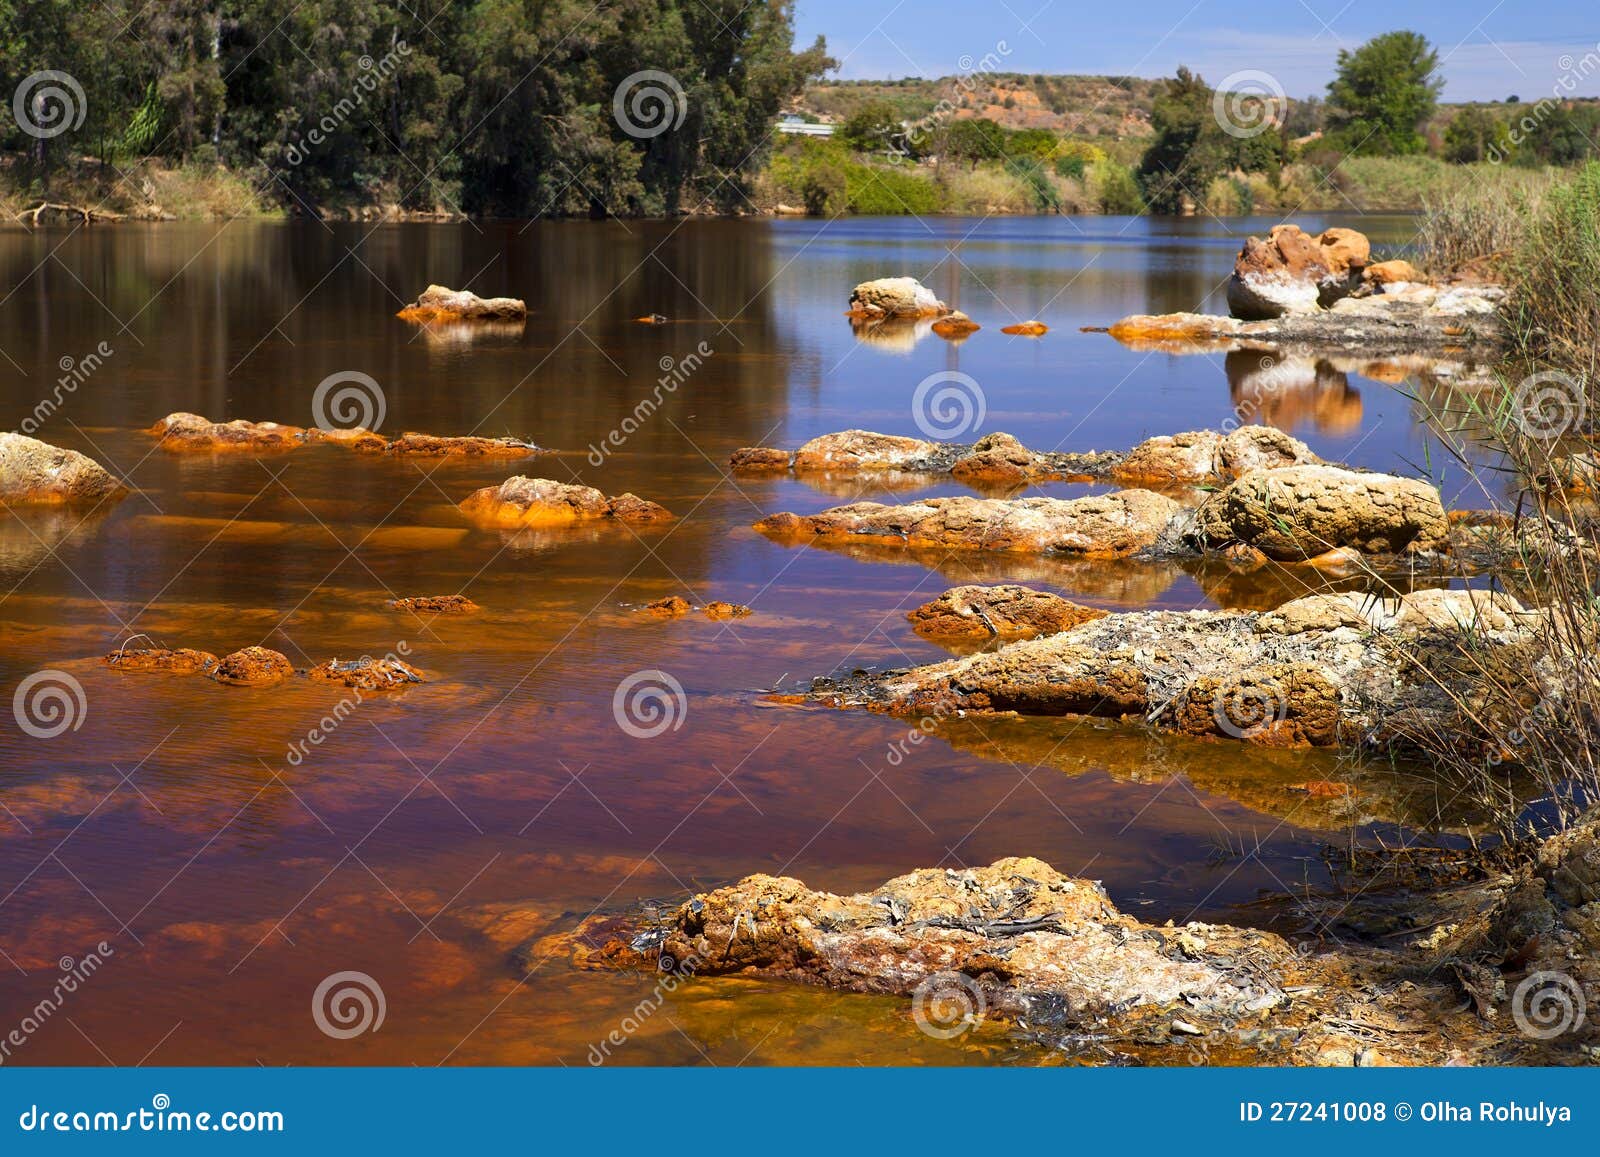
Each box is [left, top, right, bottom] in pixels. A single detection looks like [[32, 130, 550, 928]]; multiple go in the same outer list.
[[0, 215, 1479, 1065]]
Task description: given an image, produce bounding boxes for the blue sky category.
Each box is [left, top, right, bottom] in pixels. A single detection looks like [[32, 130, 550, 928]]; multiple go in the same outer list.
[[793, 0, 1600, 102]]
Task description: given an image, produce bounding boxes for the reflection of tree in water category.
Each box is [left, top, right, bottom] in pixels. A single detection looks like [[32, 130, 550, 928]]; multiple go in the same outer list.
[[1225, 351, 1363, 435]]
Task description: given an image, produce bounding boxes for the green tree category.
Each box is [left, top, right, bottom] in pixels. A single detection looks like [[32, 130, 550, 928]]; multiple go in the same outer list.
[[838, 99, 902, 153], [940, 116, 1005, 167], [1325, 30, 1442, 155], [1443, 106, 1500, 163]]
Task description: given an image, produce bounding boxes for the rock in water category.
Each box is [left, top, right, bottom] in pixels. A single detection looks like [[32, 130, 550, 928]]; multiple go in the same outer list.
[[397, 285, 527, 321], [457, 477, 672, 528], [755, 490, 1182, 557], [846, 276, 947, 319], [907, 584, 1106, 640], [1191, 465, 1449, 560], [1226, 225, 1370, 320], [0, 432, 125, 506], [1112, 426, 1320, 486]]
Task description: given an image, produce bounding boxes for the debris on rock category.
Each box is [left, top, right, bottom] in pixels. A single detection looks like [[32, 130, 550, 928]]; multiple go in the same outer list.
[[702, 601, 753, 620], [307, 656, 424, 690], [103, 645, 219, 674]]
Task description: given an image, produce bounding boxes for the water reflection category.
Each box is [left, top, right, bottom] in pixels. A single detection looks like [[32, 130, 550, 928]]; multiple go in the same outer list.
[[1226, 351, 1363, 434]]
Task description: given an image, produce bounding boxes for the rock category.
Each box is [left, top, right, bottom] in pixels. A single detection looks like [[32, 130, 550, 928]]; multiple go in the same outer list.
[[1192, 465, 1450, 560], [396, 285, 526, 321], [1365, 259, 1424, 287], [1226, 225, 1369, 320], [458, 477, 672, 528], [791, 430, 941, 473], [1000, 320, 1048, 336], [728, 447, 792, 471], [703, 601, 752, 620], [810, 588, 1543, 748], [931, 311, 980, 339], [755, 490, 1182, 558], [0, 432, 126, 506], [104, 646, 218, 674], [146, 412, 306, 452], [1541, 453, 1600, 495], [634, 314, 669, 325], [846, 276, 947, 319], [303, 427, 388, 452], [387, 595, 479, 614], [1102, 312, 1244, 346], [211, 646, 294, 687], [307, 657, 423, 690], [907, 584, 1106, 640], [376, 433, 541, 458], [576, 857, 1308, 1042], [948, 432, 1097, 487], [1111, 426, 1320, 486], [642, 596, 692, 617]]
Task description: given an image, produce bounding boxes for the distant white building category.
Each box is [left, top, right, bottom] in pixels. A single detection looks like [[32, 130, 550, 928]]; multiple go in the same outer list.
[[776, 114, 834, 137]]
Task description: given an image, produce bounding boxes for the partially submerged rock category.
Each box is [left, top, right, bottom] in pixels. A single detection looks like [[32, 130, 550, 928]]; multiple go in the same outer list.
[[307, 656, 423, 690], [703, 601, 752, 620], [931, 312, 980, 339], [103, 646, 218, 674], [211, 646, 294, 687], [373, 433, 541, 458], [387, 595, 479, 614], [791, 430, 940, 473], [397, 284, 526, 322], [0, 432, 126, 506], [808, 588, 1543, 749], [642, 596, 693, 617], [1227, 224, 1369, 319], [907, 584, 1105, 641], [846, 276, 947, 319], [1000, 320, 1048, 336], [1099, 283, 1507, 358], [755, 490, 1182, 558], [1189, 465, 1450, 560], [1111, 427, 1320, 486], [727, 446, 792, 472], [458, 477, 672, 529], [146, 412, 306, 452]]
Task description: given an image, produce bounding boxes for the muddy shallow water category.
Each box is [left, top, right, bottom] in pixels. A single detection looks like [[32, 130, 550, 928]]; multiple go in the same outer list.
[[0, 214, 1495, 1065]]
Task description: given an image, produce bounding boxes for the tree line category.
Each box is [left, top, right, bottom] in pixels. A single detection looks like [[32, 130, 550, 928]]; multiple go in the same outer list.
[[0, 0, 832, 216]]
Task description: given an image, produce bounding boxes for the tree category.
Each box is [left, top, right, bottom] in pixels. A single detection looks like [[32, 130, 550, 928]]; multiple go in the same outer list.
[[1519, 104, 1600, 167], [1325, 30, 1442, 156], [1443, 106, 1500, 163], [838, 99, 902, 153], [940, 116, 1006, 167]]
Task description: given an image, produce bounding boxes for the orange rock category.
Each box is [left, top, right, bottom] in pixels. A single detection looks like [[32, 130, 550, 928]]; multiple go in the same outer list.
[[703, 601, 753, 620], [729, 447, 792, 471], [104, 646, 219, 674], [147, 412, 306, 452], [307, 656, 423, 690], [387, 595, 480, 614], [634, 314, 669, 324], [932, 312, 981, 338], [458, 477, 672, 529], [1365, 259, 1424, 287], [643, 596, 692, 617], [1, 432, 127, 506], [397, 285, 526, 321], [1001, 320, 1048, 336], [211, 646, 294, 687], [379, 432, 541, 458], [1293, 780, 1355, 798]]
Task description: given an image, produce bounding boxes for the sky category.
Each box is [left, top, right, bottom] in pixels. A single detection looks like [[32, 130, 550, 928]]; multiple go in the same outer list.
[[793, 0, 1600, 102]]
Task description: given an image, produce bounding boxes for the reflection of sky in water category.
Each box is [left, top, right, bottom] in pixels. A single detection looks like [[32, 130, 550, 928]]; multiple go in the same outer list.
[[0, 217, 1486, 1064]]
